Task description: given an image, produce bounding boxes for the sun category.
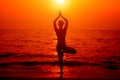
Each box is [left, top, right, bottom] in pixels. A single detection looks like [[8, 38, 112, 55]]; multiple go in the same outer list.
[[57, 0, 64, 4], [51, 0, 71, 11]]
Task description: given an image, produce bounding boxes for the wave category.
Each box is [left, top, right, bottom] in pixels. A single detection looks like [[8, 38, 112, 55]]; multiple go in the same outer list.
[[0, 61, 100, 66], [0, 60, 119, 70], [0, 52, 56, 59], [0, 52, 15, 58]]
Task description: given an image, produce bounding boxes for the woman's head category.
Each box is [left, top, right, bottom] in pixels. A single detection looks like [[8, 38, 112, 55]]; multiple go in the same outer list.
[[58, 20, 64, 28]]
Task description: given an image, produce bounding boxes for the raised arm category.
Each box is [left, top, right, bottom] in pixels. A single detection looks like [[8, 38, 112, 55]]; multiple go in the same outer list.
[[54, 11, 62, 31], [53, 15, 59, 31], [61, 15, 68, 30]]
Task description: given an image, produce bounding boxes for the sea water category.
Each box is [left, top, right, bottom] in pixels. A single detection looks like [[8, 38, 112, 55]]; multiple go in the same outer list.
[[0, 29, 120, 79]]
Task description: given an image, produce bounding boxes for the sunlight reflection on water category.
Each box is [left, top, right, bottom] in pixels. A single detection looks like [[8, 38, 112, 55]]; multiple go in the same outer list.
[[0, 30, 120, 78]]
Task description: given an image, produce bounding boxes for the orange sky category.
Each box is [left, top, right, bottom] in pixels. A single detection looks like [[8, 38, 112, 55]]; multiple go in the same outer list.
[[0, 0, 120, 30]]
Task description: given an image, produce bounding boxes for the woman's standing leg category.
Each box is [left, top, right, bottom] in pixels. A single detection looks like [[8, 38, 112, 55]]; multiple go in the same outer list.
[[58, 51, 64, 74]]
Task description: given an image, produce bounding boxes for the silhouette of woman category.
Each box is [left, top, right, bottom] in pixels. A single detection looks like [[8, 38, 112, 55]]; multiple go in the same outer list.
[[54, 11, 76, 74]]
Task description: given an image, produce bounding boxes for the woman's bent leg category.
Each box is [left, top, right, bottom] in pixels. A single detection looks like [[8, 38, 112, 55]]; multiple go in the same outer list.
[[64, 46, 77, 54]]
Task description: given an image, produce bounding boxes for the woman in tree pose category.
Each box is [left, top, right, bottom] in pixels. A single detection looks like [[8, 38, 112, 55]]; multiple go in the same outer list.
[[54, 11, 76, 74]]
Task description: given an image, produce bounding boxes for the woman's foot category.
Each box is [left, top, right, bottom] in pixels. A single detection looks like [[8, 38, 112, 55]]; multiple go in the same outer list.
[[60, 71, 64, 74]]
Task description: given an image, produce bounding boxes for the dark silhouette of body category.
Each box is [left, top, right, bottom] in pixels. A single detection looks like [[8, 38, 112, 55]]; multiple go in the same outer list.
[[54, 11, 76, 74]]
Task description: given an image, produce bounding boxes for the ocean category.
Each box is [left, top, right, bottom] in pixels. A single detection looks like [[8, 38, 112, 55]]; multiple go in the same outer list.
[[0, 29, 120, 79]]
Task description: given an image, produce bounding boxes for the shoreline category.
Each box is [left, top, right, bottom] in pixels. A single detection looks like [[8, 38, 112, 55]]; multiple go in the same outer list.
[[0, 76, 120, 80]]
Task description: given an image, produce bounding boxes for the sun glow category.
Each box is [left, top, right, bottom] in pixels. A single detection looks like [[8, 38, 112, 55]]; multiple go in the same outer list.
[[51, 0, 71, 11], [57, 0, 64, 4]]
